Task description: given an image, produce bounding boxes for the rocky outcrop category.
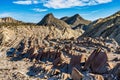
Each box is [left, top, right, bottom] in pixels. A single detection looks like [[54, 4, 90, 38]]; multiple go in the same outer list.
[[0, 26, 82, 47], [70, 54, 87, 70], [0, 28, 16, 45], [71, 67, 104, 80], [0, 12, 120, 80], [82, 11, 120, 45], [4, 37, 120, 80], [77, 37, 119, 53], [84, 48, 109, 74], [70, 48, 119, 80]]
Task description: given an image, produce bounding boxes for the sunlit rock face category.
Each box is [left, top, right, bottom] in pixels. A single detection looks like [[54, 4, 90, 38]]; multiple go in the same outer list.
[[0, 17, 23, 23], [82, 11, 120, 45], [0, 12, 120, 80]]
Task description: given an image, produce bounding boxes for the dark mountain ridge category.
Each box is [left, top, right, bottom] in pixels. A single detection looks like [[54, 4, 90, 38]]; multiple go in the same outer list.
[[37, 13, 71, 30]]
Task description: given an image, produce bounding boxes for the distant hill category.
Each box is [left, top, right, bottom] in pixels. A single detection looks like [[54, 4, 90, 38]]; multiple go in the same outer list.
[[60, 14, 91, 30], [0, 17, 22, 23], [0, 17, 36, 26], [37, 13, 71, 30], [0, 14, 84, 46]]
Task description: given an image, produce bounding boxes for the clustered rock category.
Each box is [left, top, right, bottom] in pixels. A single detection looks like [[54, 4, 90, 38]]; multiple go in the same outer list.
[[0, 11, 120, 80], [5, 37, 120, 80], [71, 48, 120, 80]]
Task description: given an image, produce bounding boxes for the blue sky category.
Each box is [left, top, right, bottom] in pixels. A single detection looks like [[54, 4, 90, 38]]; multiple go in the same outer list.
[[0, 0, 120, 23]]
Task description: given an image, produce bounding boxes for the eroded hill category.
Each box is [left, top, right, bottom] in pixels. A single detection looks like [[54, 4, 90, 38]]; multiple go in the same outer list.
[[82, 11, 120, 45], [0, 12, 120, 80]]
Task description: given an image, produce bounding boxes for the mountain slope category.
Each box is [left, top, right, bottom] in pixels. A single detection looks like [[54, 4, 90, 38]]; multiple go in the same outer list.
[[37, 13, 71, 30], [61, 14, 91, 29], [0, 15, 83, 46], [82, 11, 120, 44]]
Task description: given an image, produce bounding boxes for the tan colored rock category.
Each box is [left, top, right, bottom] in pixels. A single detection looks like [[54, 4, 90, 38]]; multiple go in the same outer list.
[[71, 67, 84, 80], [53, 52, 65, 67], [0, 17, 20, 23], [90, 74, 104, 80], [54, 69, 60, 75], [44, 65, 53, 72], [0, 28, 16, 45], [107, 62, 115, 69], [62, 73, 70, 80], [50, 69, 60, 76], [80, 54, 88, 63]]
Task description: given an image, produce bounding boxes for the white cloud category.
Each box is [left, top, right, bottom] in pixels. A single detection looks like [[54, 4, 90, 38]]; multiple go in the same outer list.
[[41, 0, 112, 9], [95, 0, 112, 3], [13, 0, 40, 5], [32, 8, 47, 12], [13, 0, 112, 9]]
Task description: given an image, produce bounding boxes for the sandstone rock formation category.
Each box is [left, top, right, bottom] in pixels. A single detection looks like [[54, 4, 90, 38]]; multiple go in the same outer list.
[[0, 26, 81, 47], [84, 48, 109, 74], [0, 12, 120, 80], [82, 11, 120, 45], [0, 17, 22, 23], [70, 54, 87, 70], [1, 37, 120, 80]]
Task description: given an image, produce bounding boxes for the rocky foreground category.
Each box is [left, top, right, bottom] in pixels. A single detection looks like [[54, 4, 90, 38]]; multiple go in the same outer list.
[[0, 36, 120, 80], [0, 11, 120, 80]]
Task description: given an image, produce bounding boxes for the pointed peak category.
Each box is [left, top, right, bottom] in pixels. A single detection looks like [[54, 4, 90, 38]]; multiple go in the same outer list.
[[45, 13, 54, 18], [74, 14, 80, 17], [73, 14, 83, 19], [37, 13, 70, 29]]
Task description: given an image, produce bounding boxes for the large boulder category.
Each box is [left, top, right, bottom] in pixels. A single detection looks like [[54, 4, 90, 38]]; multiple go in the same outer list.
[[84, 48, 109, 74]]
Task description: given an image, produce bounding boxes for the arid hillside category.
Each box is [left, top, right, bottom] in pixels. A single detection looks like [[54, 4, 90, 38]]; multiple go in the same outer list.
[[82, 11, 120, 45], [0, 12, 120, 80]]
